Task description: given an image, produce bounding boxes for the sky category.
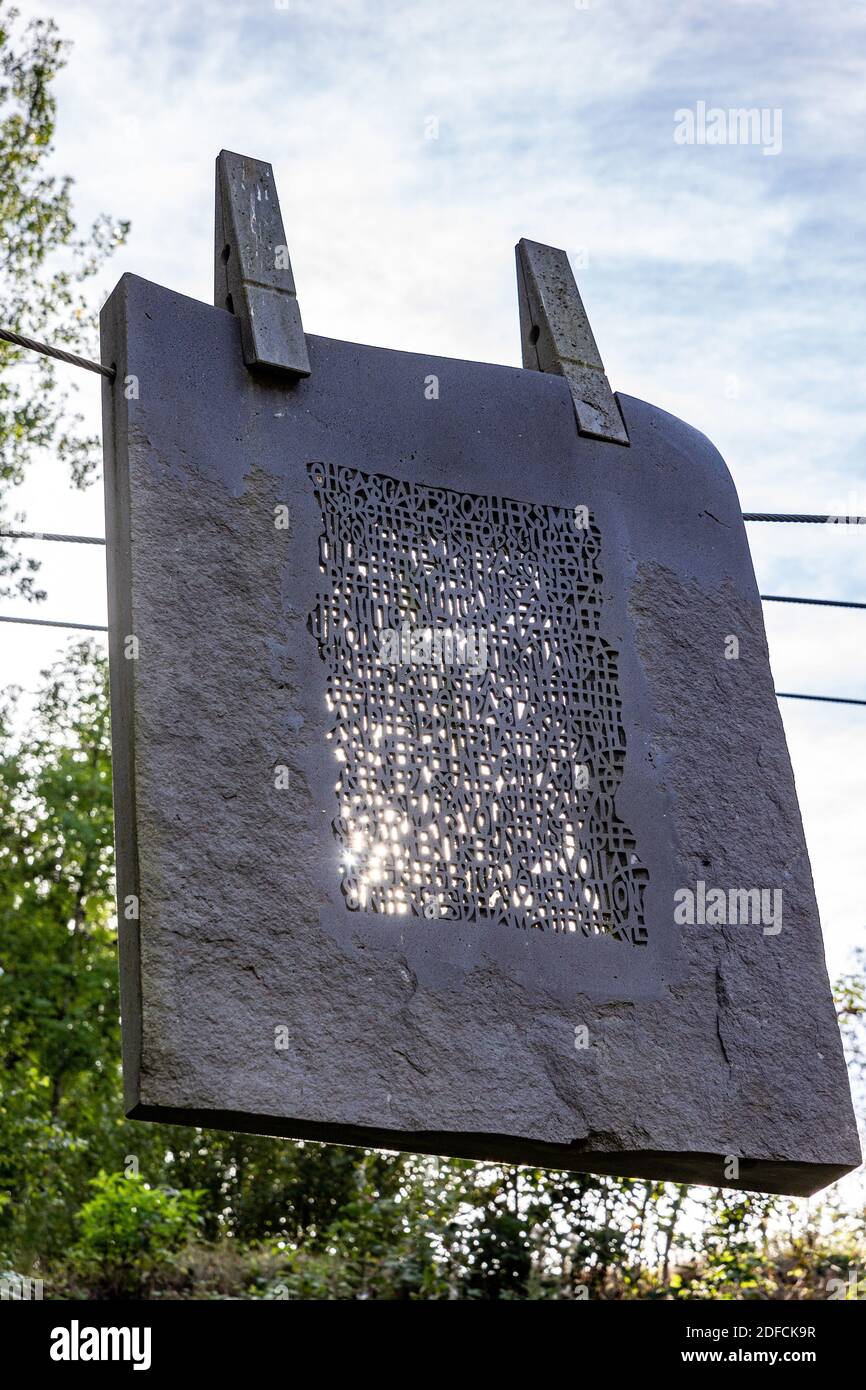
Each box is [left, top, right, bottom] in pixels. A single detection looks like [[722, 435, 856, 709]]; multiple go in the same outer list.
[[3, 0, 866, 978]]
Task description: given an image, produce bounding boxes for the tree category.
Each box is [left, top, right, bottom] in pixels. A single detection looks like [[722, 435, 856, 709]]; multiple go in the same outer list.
[[0, 0, 128, 600], [0, 642, 118, 1262]]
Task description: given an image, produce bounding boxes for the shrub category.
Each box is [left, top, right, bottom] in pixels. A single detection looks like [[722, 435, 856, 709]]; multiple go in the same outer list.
[[73, 1172, 203, 1298]]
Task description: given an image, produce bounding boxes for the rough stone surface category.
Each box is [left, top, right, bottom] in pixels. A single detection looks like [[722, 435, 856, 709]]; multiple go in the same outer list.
[[516, 238, 629, 445], [213, 149, 309, 378], [100, 272, 860, 1196]]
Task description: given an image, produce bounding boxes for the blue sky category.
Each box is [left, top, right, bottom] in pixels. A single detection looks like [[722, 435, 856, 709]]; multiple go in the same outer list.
[[5, 0, 866, 975]]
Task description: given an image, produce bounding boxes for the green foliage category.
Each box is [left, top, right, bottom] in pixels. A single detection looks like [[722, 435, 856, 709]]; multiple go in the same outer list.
[[0, 644, 121, 1263], [0, 0, 128, 599], [73, 1172, 203, 1298]]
